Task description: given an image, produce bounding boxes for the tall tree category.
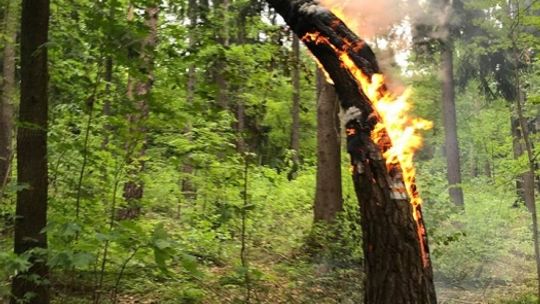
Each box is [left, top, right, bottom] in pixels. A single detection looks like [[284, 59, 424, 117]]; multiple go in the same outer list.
[[213, 0, 229, 109], [101, 3, 115, 149], [0, 0, 17, 192], [181, 0, 197, 201], [512, 116, 536, 210], [11, 0, 50, 302], [440, 0, 464, 206], [122, 3, 159, 219], [314, 69, 342, 222], [266, 1, 437, 302], [509, 0, 540, 297], [235, 1, 247, 154], [508, 0, 536, 211]]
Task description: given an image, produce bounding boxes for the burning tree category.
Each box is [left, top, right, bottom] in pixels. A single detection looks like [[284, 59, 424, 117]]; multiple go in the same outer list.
[[266, 0, 437, 303]]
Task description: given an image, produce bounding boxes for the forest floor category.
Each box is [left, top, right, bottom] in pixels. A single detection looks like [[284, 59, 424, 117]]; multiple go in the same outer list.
[[103, 277, 534, 304], [51, 256, 535, 304]]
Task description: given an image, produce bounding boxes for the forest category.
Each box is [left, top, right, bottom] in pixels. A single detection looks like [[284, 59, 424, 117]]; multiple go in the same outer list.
[[0, 0, 539, 303]]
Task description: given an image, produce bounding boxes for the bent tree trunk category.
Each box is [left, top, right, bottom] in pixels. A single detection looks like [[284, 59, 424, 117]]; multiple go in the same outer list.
[[11, 0, 50, 303], [266, 1, 437, 303]]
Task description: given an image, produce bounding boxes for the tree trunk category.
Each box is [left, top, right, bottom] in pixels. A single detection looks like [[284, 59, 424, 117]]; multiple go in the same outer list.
[[236, 101, 246, 153], [181, 0, 197, 201], [121, 4, 159, 220], [509, 20, 540, 295], [214, 0, 229, 109], [11, 0, 50, 303], [314, 69, 342, 222], [440, 38, 464, 206], [101, 3, 115, 149], [513, 46, 540, 302], [266, 1, 437, 302], [0, 0, 17, 192], [512, 117, 536, 211], [289, 34, 301, 178]]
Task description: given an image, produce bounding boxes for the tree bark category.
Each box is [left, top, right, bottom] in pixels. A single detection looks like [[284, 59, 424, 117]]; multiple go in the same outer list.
[[440, 38, 464, 206], [121, 4, 159, 220], [11, 0, 50, 303], [314, 69, 342, 222], [0, 0, 17, 193], [265, 1, 437, 302]]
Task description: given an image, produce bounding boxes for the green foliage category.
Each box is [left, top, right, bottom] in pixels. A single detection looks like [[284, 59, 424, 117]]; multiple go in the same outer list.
[[499, 294, 539, 304]]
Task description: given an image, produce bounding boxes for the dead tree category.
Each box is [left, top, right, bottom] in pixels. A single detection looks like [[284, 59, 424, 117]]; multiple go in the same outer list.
[[265, 0, 437, 302]]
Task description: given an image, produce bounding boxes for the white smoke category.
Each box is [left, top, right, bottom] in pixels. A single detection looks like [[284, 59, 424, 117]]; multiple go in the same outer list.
[[318, 0, 424, 39]]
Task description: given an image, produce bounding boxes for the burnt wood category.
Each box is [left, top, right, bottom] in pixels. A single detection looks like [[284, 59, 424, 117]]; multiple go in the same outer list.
[[266, 0, 437, 303]]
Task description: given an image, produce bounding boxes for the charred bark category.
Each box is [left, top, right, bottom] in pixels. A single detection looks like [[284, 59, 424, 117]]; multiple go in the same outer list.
[[11, 0, 50, 302], [266, 1, 437, 302], [314, 69, 342, 223]]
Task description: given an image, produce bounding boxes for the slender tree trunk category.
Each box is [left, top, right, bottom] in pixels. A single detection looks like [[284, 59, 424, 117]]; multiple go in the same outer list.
[[101, 3, 115, 149], [470, 145, 478, 178], [289, 34, 301, 178], [314, 69, 342, 222], [235, 3, 249, 154], [181, 0, 197, 200], [214, 0, 229, 109], [440, 39, 464, 206], [266, 1, 437, 302], [236, 101, 246, 153], [121, 4, 159, 220], [511, 36, 540, 301], [512, 117, 536, 211], [0, 0, 18, 193], [516, 74, 540, 304], [484, 159, 492, 179], [11, 0, 50, 303]]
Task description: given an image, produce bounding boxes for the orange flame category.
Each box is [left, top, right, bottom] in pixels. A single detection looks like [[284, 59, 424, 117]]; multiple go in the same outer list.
[[302, 33, 432, 207], [301, 12, 432, 266]]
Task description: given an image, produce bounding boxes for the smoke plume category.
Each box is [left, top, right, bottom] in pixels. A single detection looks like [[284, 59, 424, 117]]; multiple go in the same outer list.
[[318, 0, 424, 39]]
